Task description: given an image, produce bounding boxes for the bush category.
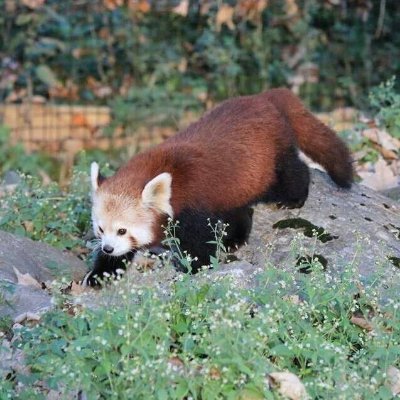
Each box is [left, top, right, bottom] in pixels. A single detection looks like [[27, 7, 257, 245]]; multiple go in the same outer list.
[[369, 76, 400, 138], [0, 157, 92, 251], [1, 0, 399, 121]]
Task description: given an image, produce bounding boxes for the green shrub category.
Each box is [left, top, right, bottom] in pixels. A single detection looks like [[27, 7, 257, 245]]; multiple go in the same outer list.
[[369, 76, 400, 138], [0, 157, 92, 250], [0, 125, 57, 179]]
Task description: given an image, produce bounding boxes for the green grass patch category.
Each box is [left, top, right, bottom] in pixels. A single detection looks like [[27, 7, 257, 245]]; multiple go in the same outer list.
[[1, 257, 399, 399]]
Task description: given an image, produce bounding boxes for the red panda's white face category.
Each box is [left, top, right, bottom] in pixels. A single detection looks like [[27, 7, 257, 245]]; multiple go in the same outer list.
[[90, 162, 173, 257]]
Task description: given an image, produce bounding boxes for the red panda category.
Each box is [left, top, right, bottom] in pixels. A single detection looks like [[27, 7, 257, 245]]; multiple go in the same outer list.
[[83, 88, 353, 286]]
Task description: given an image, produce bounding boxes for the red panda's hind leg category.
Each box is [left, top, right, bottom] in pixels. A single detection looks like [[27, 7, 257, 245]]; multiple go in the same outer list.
[[262, 146, 310, 209]]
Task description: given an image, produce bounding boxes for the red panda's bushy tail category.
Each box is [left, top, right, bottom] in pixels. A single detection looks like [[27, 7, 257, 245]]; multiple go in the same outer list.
[[264, 88, 354, 188]]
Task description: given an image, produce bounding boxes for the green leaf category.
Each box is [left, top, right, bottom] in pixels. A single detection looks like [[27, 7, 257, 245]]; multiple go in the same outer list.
[[35, 65, 60, 88]]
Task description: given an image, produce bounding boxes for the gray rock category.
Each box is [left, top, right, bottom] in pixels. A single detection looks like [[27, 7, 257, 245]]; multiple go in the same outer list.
[[0, 230, 88, 319], [0, 230, 87, 284], [236, 170, 400, 295], [380, 186, 400, 201], [3, 170, 21, 186]]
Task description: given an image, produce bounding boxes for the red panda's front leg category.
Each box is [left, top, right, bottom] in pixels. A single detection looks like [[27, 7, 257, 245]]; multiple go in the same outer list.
[[82, 250, 136, 287]]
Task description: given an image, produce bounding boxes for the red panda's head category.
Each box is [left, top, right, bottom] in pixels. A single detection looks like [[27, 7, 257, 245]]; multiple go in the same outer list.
[[90, 162, 173, 256]]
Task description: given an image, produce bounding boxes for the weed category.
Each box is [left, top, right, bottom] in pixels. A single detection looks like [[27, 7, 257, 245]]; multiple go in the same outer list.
[[0, 247, 398, 399], [369, 76, 400, 139], [0, 159, 92, 251]]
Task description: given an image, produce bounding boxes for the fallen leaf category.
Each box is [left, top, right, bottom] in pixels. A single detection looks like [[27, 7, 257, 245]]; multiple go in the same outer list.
[[128, 0, 151, 13], [268, 371, 308, 400], [283, 294, 301, 305], [358, 158, 398, 191], [173, 0, 189, 16], [22, 221, 34, 233], [358, 158, 398, 190], [284, 0, 299, 17], [168, 356, 184, 369], [387, 366, 400, 395], [362, 128, 400, 152], [209, 366, 221, 380], [216, 4, 235, 31], [103, 0, 123, 10], [70, 281, 86, 295], [236, 0, 268, 23], [21, 0, 45, 9], [350, 315, 373, 331], [13, 267, 41, 289], [14, 312, 41, 324]]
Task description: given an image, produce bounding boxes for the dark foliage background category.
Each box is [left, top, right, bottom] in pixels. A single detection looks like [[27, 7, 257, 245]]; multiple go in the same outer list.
[[0, 0, 399, 127]]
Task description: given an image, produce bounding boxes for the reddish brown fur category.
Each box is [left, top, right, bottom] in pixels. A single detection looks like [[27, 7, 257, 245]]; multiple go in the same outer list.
[[263, 89, 353, 187], [100, 88, 352, 215]]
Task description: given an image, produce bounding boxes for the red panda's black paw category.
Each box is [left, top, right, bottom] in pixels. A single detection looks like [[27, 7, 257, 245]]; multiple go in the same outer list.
[[81, 271, 101, 288], [276, 199, 306, 210]]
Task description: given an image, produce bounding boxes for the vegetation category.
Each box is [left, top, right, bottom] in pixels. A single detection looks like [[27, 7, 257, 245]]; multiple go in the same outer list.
[[1, 246, 399, 399], [1, 0, 399, 130], [0, 157, 92, 251]]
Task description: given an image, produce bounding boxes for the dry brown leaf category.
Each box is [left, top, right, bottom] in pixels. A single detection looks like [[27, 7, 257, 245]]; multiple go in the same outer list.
[[350, 315, 373, 331], [70, 281, 86, 295], [284, 0, 299, 17], [358, 158, 398, 191], [103, 0, 123, 10], [14, 312, 41, 324], [269, 371, 308, 400], [173, 0, 189, 16], [168, 356, 184, 369], [13, 267, 41, 289], [387, 366, 400, 395], [21, 0, 45, 9], [283, 294, 301, 305], [22, 221, 34, 233], [200, 0, 212, 15], [209, 366, 221, 380], [363, 128, 400, 154], [216, 4, 235, 31], [236, 0, 268, 23], [128, 0, 151, 13]]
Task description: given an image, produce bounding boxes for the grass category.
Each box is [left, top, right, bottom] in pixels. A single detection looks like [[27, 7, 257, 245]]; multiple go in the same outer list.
[[0, 245, 399, 399]]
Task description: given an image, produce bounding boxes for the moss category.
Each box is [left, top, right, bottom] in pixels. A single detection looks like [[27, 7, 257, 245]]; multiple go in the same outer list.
[[388, 256, 400, 268], [272, 218, 338, 243]]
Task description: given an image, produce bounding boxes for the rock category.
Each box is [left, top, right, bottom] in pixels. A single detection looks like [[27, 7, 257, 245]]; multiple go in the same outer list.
[[236, 169, 400, 296], [0, 230, 87, 284], [0, 230, 88, 318], [3, 170, 21, 185], [380, 186, 400, 201]]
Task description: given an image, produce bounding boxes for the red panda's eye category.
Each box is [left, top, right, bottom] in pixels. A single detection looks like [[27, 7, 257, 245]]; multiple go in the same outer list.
[[118, 228, 127, 235], [99, 227, 104, 234]]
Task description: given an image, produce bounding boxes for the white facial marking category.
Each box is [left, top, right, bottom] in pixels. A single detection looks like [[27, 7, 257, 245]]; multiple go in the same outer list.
[[91, 192, 156, 257]]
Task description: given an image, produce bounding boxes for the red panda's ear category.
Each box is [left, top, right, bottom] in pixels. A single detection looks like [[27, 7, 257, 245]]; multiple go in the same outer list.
[[142, 172, 173, 217], [90, 162, 105, 192]]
